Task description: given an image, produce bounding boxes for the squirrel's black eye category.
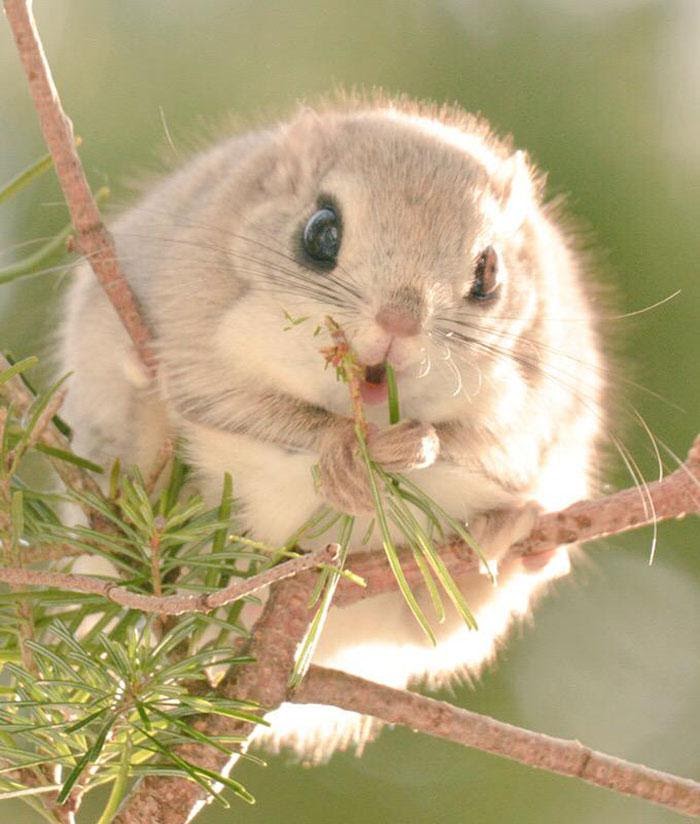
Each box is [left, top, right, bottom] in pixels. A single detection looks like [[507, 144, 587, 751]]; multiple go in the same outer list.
[[469, 246, 500, 301], [302, 207, 340, 265]]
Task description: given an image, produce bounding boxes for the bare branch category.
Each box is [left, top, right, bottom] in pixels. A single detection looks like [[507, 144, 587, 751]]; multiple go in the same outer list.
[[0, 544, 338, 615], [512, 437, 700, 553], [3, 0, 156, 375], [335, 434, 700, 607], [293, 666, 700, 818]]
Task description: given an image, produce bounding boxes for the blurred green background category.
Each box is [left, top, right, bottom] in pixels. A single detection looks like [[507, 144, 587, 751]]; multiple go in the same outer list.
[[1, 1, 698, 822]]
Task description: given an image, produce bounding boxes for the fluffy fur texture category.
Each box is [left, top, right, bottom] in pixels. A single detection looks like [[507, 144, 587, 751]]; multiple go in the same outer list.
[[61, 96, 604, 761]]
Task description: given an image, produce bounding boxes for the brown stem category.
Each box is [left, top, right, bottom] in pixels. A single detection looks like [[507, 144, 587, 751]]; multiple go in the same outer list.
[[3, 0, 156, 375], [293, 666, 700, 818], [322, 316, 368, 438], [0, 544, 338, 615], [513, 434, 700, 554]]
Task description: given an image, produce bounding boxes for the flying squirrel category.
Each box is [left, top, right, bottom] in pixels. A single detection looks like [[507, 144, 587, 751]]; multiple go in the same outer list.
[[61, 95, 605, 761]]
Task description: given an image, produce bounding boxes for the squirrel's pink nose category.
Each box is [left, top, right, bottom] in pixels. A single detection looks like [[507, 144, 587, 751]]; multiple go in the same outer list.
[[375, 307, 421, 337]]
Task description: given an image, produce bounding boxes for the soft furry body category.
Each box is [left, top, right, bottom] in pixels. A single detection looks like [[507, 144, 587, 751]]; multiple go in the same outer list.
[[62, 98, 604, 760]]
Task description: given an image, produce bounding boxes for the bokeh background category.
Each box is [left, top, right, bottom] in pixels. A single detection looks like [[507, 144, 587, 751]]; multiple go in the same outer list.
[[1, 1, 698, 822]]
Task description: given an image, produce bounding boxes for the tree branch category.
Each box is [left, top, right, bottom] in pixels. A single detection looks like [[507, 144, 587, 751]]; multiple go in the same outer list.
[[3, 0, 156, 376], [334, 434, 700, 607], [0, 544, 338, 614], [114, 572, 319, 824], [109, 437, 700, 824], [3, 434, 697, 615], [293, 666, 700, 818]]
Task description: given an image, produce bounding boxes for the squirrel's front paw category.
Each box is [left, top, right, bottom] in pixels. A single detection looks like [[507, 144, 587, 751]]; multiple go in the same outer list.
[[317, 424, 374, 515], [367, 420, 440, 472], [469, 501, 541, 564], [317, 420, 440, 515]]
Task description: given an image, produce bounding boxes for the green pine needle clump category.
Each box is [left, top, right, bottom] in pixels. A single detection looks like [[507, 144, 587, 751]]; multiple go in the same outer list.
[[0, 619, 262, 814], [289, 322, 491, 686], [0, 353, 275, 819], [0, 150, 109, 287]]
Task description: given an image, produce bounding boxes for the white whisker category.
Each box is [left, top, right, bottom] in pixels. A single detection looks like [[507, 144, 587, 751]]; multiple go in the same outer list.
[[443, 353, 464, 398], [417, 351, 432, 379]]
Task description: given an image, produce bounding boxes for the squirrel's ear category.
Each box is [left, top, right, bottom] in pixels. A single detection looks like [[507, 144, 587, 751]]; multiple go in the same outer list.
[[261, 107, 336, 196], [491, 149, 537, 233]]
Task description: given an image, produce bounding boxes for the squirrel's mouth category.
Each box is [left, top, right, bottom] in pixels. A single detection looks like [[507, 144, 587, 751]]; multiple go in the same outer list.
[[364, 363, 386, 385], [360, 362, 389, 405]]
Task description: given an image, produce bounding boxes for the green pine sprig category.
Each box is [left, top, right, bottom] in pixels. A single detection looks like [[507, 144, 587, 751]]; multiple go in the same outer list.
[[290, 319, 492, 674]]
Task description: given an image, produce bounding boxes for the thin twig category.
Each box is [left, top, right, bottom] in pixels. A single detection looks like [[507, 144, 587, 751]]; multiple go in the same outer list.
[[293, 666, 700, 818], [3, 0, 156, 376], [513, 433, 700, 555], [322, 316, 368, 438], [0, 544, 338, 615]]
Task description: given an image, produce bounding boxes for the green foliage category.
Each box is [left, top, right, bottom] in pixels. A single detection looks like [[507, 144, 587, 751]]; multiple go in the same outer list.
[[0, 152, 53, 206], [288, 513, 354, 688], [0, 358, 274, 820], [0, 150, 110, 285], [0, 620, 261, 811], [385, 363, 400, 426], [0, 152, 68, 288], [0, 226, 73, 286]]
